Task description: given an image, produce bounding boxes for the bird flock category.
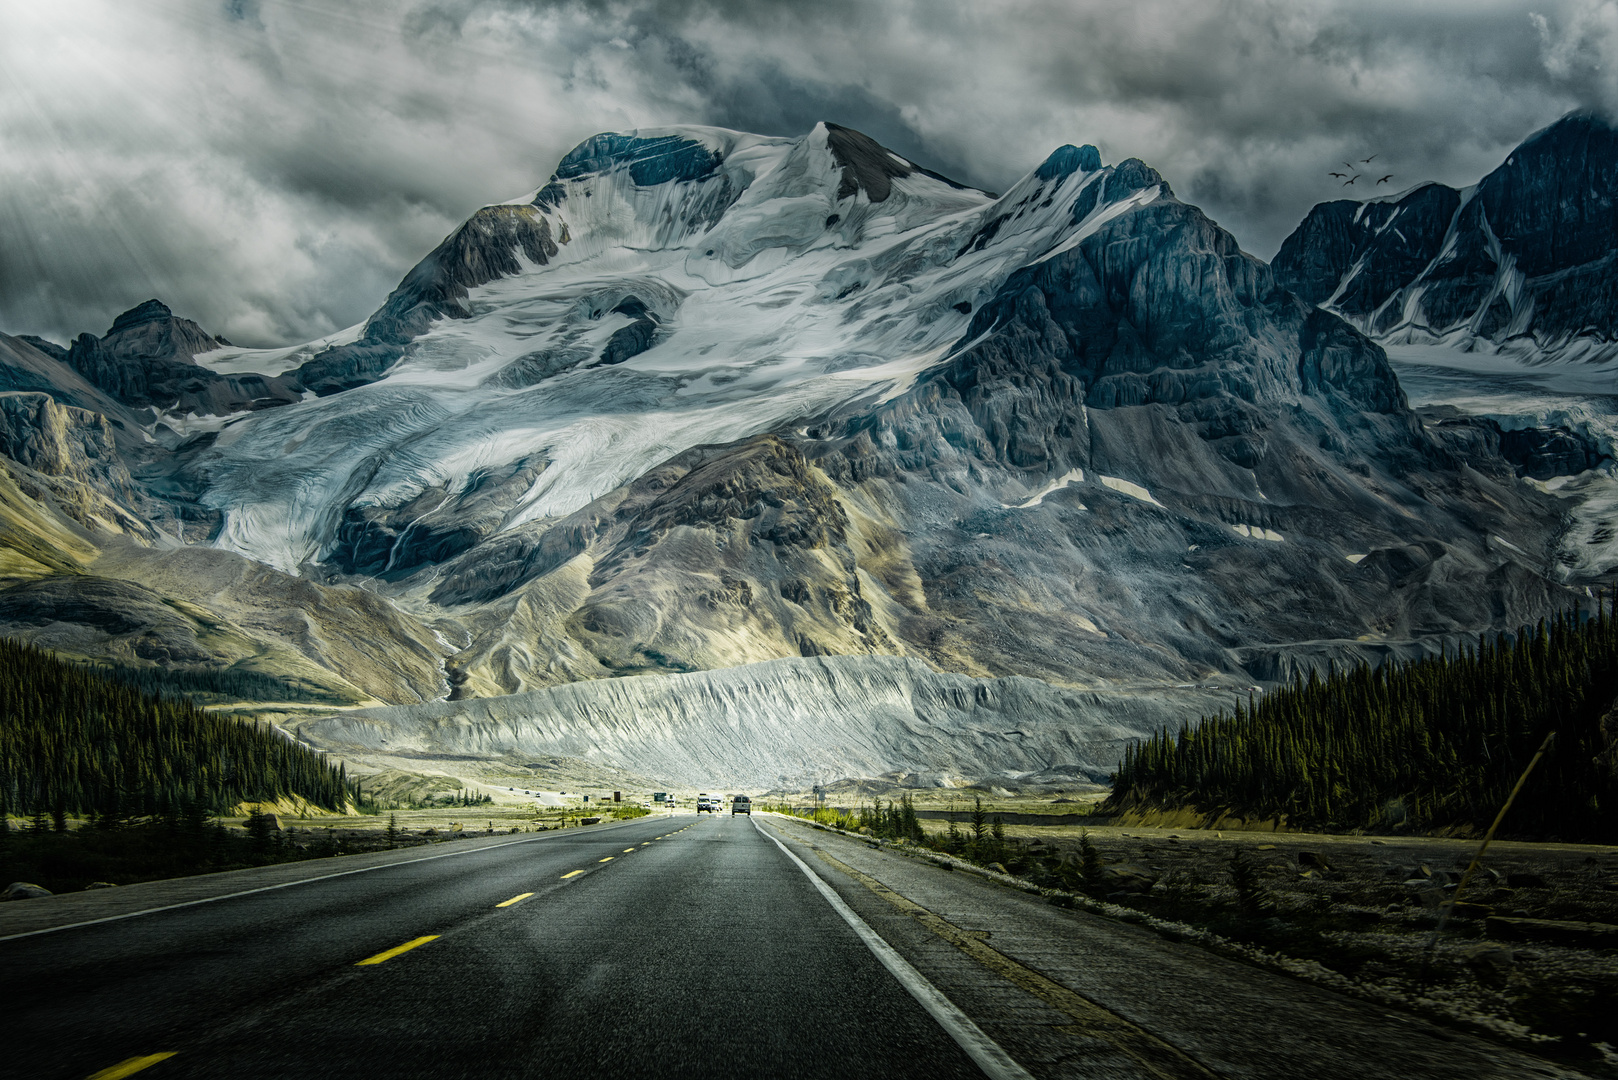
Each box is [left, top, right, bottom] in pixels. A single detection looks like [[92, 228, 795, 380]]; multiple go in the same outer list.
[[1330, 154, 1393, 188]]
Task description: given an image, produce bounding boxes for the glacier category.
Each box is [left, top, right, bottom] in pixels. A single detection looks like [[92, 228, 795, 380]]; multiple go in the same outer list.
[[188, 124, 1157, 572]]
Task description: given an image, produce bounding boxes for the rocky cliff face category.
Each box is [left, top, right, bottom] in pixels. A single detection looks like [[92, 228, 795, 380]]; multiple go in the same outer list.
[[0, 391, 153, 540], [291, 205, 563, 396], [1273, 111, 1618, 364]]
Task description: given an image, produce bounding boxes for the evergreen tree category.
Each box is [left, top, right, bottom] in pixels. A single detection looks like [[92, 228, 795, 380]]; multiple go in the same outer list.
[[0, 638, 358, 819], [1106, 596, 1618, 841]]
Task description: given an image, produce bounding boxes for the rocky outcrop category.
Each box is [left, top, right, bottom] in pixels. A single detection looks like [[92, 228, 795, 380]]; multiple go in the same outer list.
[[64, 300, 303, 416], [425, 436, 902, 694], [0, 393, 132, 490], [1273, 111, 1618, 363], [1427, 414, 1607, 480], [0, 391, 152, 539], [334, 453, 550, 578], [824, 122, 981, 202], [934, 186, 1404, 430]]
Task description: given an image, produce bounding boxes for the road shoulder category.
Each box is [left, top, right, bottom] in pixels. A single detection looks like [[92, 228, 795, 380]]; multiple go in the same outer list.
[[759, 815, 1588, 1080]]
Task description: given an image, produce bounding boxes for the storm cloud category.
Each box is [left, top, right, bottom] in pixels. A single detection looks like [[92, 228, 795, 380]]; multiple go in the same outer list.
[[2, 0, 1613, 348]]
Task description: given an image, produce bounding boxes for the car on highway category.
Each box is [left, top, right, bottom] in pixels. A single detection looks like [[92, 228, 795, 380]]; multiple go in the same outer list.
[[731, 795, 751, 815], [697, 793, 714, 813]]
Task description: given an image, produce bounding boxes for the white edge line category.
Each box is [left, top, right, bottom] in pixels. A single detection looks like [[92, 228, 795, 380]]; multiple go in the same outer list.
[[0, 819, 643, 944], [752, 816, 1035, 1080]]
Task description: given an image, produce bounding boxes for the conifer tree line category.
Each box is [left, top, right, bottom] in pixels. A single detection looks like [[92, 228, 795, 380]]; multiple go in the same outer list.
[[0, 638, 357, 819], [1107, 596, 1618, 842]]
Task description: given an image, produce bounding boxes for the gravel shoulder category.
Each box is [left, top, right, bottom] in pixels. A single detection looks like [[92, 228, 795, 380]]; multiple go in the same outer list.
[[762, 814, 1595, 1080]]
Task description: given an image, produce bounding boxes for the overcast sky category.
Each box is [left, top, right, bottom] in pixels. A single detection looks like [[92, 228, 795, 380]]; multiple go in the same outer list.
[[2, 0, 1614, 348]]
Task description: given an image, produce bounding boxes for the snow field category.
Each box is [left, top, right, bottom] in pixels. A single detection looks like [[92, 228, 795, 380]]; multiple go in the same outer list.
[[194, 125, 1164, 572]]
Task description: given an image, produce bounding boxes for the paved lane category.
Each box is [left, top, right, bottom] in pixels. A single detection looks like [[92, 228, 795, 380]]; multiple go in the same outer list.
[[7, 814, 985, 1080]]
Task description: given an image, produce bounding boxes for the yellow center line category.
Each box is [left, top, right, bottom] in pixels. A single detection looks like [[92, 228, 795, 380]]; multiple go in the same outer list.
[[623, 848, 635, 853], [87, 1053, 176, 1080], [598, 856, 614, 863], [355, 935, 439, 966], [495, 892, 534, 908], [561, 869, 585, 879]]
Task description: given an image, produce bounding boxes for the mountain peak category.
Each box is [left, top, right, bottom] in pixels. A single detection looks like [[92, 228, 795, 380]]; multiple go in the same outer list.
[[1035, 143, 1103, 182], [820, 122, 979, 201], [107, 299, 174, 335]]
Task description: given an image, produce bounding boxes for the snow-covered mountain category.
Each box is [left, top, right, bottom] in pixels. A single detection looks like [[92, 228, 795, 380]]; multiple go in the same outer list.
[[1273, 109, 1618, 581], [1, 121, 1604, 786], [179, 125, 1167, 573]]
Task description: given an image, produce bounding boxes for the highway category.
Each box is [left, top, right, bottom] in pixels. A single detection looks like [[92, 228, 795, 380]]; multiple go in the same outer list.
[[2, 813, 1588, 1080], [6, 814, 986, 1079]]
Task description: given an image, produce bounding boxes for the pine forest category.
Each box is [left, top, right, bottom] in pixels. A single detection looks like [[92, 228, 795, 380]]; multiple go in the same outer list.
[[0, 637, 357, 820], [1106, 598, 1618, 842]]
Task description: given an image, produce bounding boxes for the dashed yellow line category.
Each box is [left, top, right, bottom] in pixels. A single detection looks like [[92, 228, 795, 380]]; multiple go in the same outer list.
[[87, 1053, 176, 1080], [495, 892, 534, 908], [561, 869, 585, 879], [355, 935, 439, 966], [623, 848, 636, 853], [598, 857, 614, 863]]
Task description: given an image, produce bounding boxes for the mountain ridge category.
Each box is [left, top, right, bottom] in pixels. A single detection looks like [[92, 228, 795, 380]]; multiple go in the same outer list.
[[1273, 110, 1618, 367], [0, 120, 1603, 786]]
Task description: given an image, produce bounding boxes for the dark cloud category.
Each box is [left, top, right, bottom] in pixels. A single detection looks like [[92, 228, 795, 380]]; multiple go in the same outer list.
[[1, 0, 1611, 347]]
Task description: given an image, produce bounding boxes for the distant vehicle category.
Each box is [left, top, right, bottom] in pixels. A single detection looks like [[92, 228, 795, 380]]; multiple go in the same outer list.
[[697, 793, 714, 813], [731, 795, 751, 815]]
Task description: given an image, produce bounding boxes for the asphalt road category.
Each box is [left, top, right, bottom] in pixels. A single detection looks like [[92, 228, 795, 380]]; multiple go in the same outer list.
[[4, 813, 1591, 1080], [5, 813, 986, 1080]]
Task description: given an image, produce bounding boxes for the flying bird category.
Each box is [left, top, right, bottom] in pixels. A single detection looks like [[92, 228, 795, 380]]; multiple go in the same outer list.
[[1329, 171, 1347, 178], [1362, 154, 1378, 164], [1343, 162, 1357, 170], [1343, 175, 1359, 186], [1376, 174, 1393, 185]]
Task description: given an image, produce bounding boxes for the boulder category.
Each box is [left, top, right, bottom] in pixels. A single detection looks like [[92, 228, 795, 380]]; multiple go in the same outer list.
[[2, 881, 53, 901], [1099, 864, 1157, 894], [1461, 944, 1515, 985]]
